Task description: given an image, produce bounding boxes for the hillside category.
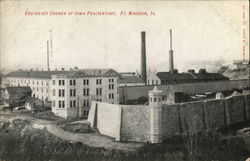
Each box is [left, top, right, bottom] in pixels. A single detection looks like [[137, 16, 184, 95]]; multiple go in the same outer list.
[[217, 64, 250, 80]]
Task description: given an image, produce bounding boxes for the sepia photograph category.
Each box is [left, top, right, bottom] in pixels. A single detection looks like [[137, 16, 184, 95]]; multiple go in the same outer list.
[[0, 0, 249, 161]]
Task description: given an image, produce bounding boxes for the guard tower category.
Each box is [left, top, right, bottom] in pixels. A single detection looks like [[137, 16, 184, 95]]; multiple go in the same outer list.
[[148, 86, 164, 143]]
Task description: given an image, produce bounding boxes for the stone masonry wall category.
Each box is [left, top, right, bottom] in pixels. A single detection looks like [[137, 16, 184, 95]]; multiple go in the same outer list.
[[162, 104, 181, 137], [120, 105, 150, 142], [203, 99, 225, 129], [119, 79, 250, 103], [88, 94, 250, 142], [179, 101, 205, 134], [244, 94, 250, 120], [225, 95, 246, 125]]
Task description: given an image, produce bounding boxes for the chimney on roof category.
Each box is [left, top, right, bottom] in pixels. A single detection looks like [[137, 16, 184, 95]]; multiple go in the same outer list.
[[140, 31, 147, 85], [173, 69, 178, 74], [47, 40, 50, 71], [169, 29, 174, 73], [61, 67, 65, 71], [199, 69, 206, 73], [188, 69, 195, 74]]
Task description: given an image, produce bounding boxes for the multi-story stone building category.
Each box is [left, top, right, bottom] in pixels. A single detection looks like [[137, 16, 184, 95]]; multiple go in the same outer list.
[[51, 69, 120, 118], [2, 68, 120, 118]]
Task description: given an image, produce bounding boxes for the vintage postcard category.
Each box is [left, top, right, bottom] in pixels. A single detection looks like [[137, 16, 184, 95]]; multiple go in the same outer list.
[[0, 0, 249, 161]]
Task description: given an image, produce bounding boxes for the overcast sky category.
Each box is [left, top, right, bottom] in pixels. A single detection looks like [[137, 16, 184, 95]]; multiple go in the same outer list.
[[1, 0, 249, 73]]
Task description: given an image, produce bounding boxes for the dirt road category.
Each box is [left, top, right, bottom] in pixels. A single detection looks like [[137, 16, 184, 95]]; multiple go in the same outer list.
[[0, 112, 143, 151]]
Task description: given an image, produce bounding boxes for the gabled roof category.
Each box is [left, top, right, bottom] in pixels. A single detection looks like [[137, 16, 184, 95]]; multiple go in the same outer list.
[[156, 72, 195, 81], [156, 72, 228, 81], [25, 97, 43, 104], [192, 73, 229, 80], [6, 86, 32, 95], [119, 76, 145, 84]]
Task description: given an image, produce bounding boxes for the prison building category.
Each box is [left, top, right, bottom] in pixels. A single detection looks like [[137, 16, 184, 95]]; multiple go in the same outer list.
[[2, 68, 120, 119], [147, 69, 229, 85]]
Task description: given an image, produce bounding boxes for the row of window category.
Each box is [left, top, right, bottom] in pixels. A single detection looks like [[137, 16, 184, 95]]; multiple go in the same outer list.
[[52, 100, 90, 108], [8, 79, 49, 86], [33, 87, 48, 93], [52, 78, 117, 86], [148, 79, 159, 85], [53, 88, 117, 97]]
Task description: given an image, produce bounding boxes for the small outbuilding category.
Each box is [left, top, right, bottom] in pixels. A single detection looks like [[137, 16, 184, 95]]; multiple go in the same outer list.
[[4, 86, 32, 109], [25, 97, 44, 111]]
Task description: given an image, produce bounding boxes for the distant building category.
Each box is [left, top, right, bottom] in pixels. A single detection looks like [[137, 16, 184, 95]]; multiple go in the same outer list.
[[4, 86, 32, 108], [2, 69, 71, 101], [119, 74, 145, 86], [2, 68, 120, 119], [25, 97, 44, 111], [147, 69, 229, 85]]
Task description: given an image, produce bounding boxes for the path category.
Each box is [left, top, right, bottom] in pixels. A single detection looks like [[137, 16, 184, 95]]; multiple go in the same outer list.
[[0, 112, 143, 151]]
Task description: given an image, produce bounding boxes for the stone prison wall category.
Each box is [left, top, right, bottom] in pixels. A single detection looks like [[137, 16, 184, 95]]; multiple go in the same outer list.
[[88, 94, 250, 143]]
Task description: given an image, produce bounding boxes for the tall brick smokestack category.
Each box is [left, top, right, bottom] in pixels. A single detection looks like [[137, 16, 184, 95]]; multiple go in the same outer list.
[[141, 31, 147, 84], [169, 29, 174, 73]]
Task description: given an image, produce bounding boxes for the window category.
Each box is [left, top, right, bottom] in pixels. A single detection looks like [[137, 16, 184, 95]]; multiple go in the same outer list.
[[96, 79, 102, 85], [152, 80, 154, 85], [70, 100, 76, 108], [37, 80, 39, 85], [59, 89, 65, 97], [109, 93, 114, 99], [53, 89, 55, 96], [83, 79, 89, 85], [83, 110, 89, 116], [109, 79, 114, 83], [96, 88, 102, 95], [42, 81, 43, 86], [70, 89, 76, 97], [37, 87, 39, 92], [52, 100, 55, 107], [70, 80, 76, 86], [96, 99, 102, 102], [156, 80, 158, 85], [58, 101, 65, 108], [83, 88, 89, 96], [59, 80, 65, 86], [154, 97, 157, 102], [83, 100, 89, 107], [109, 84, 114, 90]]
